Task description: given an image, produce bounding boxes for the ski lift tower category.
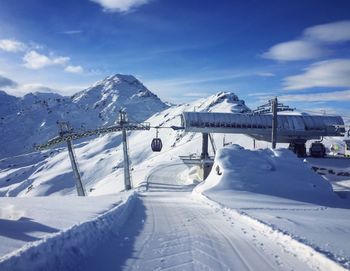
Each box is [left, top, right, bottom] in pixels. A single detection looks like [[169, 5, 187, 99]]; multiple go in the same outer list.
[[119, 109, 132, 190], [35, 110, 150, 195]]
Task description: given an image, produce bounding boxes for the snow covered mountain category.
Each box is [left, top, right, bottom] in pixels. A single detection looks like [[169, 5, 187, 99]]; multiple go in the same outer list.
[[71, 74, 167, 124], [1, 87, 349, 270], [0, 74, 168, 159], [0, 91, 251, 197]]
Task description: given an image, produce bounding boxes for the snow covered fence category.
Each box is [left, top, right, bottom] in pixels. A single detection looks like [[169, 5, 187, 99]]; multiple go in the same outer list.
[[0, 193, 137, 271]]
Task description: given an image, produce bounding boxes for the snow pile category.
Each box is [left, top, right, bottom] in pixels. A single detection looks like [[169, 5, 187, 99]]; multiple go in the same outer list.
[[195, 145, 339, 205]]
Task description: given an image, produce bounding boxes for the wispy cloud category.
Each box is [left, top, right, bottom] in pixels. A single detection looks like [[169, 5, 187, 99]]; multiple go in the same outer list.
[[147, 69, 275, 88], [19, 83, 60, 94], [255, 72, 275, 77], [90, 0, 152, 13], [0, 74, 60, 96], [0, 75, 17, 88], [303, 20, 350, 43], [283, 59, 350, 90], [0, 39, 27, 52], [23, 50, 70, 69], [262, 20, 350, 61], [262, 40, 327, 61], [61, 30, 82, 35], [183, 92, 209, 98], [64, 65, 84, 74], [278, 89, 350, 102]]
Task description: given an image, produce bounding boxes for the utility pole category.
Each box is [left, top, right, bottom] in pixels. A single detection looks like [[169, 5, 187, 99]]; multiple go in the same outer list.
[[271, 97, 278, 149], [119, 109, 131, 190], [59, 122, 86, 196]]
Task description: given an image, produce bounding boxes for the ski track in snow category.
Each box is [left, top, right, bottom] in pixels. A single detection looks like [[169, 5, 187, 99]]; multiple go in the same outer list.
[[0, 163, 347, 271], [81, 164, 346, 270]]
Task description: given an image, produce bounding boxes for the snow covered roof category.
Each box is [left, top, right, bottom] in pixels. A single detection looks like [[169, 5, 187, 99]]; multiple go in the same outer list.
[[182, 112, 345, 143]]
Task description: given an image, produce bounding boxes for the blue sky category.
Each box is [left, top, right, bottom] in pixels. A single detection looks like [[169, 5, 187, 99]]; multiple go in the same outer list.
[[0, 0, 350, 118]]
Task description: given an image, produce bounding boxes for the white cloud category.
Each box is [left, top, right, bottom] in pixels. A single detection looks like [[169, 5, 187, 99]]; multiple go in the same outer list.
[[255, 72, 275, 77], [262, 40, 326, 61], [90, 0, 151, 12], [262, 20, 350, 61], [304, 20, 350, 43], [183, 92, 209, 97], [3, 83, 60, 97], [23, 50, 70, 69], [62, 30, 82, 35], [278, 89, 350, 102], [64, 65, 84, 74], [0, 39, 27, 52], [283, 59, 350, 90], [20, 83, 59, 94]]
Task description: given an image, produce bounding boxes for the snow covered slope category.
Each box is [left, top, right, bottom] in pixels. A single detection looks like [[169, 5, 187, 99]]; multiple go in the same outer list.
[[0, 91, 253, 197], [0, 74, 167, 159], [194, 144, 350, 268]]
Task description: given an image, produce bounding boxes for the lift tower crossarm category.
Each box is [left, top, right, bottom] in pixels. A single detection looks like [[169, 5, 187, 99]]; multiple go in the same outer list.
[[35, 122, 150, 151], [34, 114, 150, 195]]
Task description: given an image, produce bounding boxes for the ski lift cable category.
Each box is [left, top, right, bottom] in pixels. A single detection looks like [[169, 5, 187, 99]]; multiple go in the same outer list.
[[126, 114, 184, 130]]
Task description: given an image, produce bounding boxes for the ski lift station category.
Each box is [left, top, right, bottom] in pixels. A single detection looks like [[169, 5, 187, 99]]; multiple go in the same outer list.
[[180, 111, 345, 178], [36, 103, 346, 196], [181, 112, 344, 142]]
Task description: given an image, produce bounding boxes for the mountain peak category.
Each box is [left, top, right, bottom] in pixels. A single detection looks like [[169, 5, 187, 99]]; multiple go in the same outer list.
[[105, 73, 138, 83], [71, 73, 167, 124], [75, 74, 148, 100], [207, 91, 251, 113]]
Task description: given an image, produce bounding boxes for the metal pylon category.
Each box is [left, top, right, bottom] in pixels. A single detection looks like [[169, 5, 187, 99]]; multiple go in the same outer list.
[[59, 122, 86, 196]]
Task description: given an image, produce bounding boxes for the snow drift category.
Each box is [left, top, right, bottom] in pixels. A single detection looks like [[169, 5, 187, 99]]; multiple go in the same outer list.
[[0, 194, 136, 271], [195, 145, 340, 206]]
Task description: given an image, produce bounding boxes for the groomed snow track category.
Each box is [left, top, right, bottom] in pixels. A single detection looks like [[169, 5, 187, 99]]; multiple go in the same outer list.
[[0, 163, 346, 271], [81, 163, 347, 270]]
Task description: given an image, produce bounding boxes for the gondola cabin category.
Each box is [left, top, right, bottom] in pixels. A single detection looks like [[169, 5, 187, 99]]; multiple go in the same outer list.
[[151, 138, 163, 152]]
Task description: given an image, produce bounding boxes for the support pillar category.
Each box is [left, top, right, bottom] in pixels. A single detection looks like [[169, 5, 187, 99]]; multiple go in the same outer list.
[[122, 128, 131, 190], [201, 133, 211, 179], [271, 97, 278, 149], [201, 133, 209, 159], [67, 140, 86, 196]]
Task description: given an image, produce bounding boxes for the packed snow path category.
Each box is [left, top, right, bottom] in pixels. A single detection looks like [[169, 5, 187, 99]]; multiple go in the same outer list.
[[82, 164, 328, 271]]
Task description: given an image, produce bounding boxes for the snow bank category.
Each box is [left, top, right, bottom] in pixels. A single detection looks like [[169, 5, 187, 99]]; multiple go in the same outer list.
[[193, 192, 347, 271], [195, 145, 339, 206], [0, 193, 136, 271], [193, 145, 350, 268]]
